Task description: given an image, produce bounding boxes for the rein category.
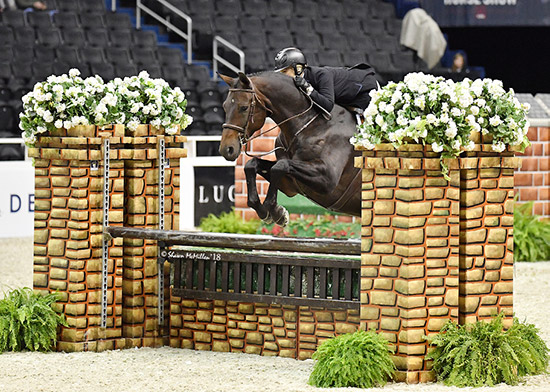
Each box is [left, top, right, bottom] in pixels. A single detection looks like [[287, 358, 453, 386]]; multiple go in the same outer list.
[[222, 85, 319, 158]]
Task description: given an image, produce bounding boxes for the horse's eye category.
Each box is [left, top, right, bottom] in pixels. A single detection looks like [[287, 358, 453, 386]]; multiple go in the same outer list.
[[239, 105, 248, 113]]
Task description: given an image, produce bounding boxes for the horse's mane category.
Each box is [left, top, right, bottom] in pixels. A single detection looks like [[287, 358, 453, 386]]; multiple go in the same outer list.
[[247, 70, 281, 78], [248, 70, 295, 86], [247, 71, 304, 101]]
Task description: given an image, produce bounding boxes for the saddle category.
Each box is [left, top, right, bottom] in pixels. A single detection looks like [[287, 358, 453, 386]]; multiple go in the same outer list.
[[345, 106, 365, 125]]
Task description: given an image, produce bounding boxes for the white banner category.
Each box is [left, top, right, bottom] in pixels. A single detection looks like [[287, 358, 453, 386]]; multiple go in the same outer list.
[[0, 161, 35, 238]]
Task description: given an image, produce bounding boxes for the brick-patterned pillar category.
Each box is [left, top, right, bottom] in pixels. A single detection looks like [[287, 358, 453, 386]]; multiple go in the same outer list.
[[31, 125, 126, 351], [459, 153, 519, 327], [30, 124, 186, 352], [356, 143, 521, 383], [357, 145, 460, 383], [121, 125, 183, 348]]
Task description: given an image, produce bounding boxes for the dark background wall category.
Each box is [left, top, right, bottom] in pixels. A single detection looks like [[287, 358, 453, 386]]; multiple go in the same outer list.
[[442, 26, 550, 93]]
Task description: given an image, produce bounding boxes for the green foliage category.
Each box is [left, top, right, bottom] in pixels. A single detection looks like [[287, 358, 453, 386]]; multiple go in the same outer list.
[[309, 330, 395, 388], [259, 215, 360, 239], [427, 314, 549, 387], [0, 287, 67, 352], [199, 209, 261, 234], [514, 201, 550, 262]]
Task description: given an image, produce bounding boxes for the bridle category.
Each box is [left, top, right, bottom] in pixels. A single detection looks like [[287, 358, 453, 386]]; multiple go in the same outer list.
[[222, 87, 273, 145], [222, 84, 319, 157]]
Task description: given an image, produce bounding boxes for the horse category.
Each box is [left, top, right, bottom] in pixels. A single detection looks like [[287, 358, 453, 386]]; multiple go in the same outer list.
[[218, 71, 362, 226]]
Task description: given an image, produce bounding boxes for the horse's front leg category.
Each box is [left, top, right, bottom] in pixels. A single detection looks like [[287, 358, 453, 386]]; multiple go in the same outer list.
[[263, 159, 339, 226], [244, 157, 276, 223], [262, 160, 294, 227]]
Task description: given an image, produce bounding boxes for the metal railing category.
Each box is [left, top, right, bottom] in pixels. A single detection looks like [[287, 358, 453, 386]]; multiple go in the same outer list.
[[135, 0, 193, 64], [213, 36, 245, 80]]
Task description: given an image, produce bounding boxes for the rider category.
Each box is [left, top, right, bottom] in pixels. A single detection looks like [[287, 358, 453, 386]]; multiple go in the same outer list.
[[274, 47, 379, 119]]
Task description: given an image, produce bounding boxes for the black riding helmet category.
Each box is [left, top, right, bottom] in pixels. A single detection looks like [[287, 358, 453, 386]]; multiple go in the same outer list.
[[274, 47, 307, 74]]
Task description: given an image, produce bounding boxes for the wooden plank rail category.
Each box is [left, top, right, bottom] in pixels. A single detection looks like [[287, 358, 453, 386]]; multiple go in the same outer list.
[[104, 226, 361, 255], [105, 226, 361, 310], [169, 248, 360, 309]]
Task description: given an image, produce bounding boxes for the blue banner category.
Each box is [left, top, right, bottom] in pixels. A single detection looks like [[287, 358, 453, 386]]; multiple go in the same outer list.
[[420, 0, 550, 26]]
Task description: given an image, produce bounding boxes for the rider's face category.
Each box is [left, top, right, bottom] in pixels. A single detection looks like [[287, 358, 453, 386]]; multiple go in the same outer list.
[[280, 67, 296, 77]]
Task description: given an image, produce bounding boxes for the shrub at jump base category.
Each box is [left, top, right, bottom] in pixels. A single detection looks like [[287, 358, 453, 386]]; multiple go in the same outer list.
[[199, 209, 261, 234], [426, 313, 549, 387], [308, 330, 395, 388], [0, 287, 67, 352], [514, 201, 550, 262]]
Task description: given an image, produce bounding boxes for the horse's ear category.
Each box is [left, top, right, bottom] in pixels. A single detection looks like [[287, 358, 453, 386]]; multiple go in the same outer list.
[[238, 72, 251, 88], [219, 73, 235, 86]]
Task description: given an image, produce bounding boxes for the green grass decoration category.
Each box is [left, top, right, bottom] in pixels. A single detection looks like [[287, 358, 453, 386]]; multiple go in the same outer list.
[[308, 330, 395, 388], [514, 201, 550, 262], [199, 209, 260, 234], [0, 287, 67, 352], [427, 314, 549, 387]]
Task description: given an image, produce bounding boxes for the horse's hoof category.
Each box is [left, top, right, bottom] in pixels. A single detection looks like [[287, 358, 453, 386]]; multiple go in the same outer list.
[[262, 215, 274, 225], [256, 209, 273, 224], [274, 207, 289, 227]]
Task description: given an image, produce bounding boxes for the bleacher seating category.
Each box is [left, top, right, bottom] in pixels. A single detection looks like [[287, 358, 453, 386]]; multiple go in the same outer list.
[[0, 0, 230, 160], [0, 0, 500, 161], [154, 0, 454, 84]]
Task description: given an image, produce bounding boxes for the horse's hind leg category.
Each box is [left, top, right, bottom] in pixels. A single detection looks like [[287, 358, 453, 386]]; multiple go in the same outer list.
[[244, 158, 275, 223]]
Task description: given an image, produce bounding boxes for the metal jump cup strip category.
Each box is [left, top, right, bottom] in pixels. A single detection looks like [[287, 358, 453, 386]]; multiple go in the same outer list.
[[158, 138, 166, 326], [101, 138, 110, 328]]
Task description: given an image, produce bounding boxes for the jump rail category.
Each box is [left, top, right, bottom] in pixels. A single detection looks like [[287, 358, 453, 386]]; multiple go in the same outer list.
[[105, 226, 361, 310], [104, 226, 361, 255]]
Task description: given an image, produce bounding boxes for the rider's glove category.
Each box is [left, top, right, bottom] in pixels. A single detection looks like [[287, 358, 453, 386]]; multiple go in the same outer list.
[[294, 76, 313, 95]]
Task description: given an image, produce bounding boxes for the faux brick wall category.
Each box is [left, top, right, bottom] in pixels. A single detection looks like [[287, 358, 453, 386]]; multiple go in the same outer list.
[[169, 296, 359, 360], [515, 125, 550, 217], [30, 124, 185, 351], [356, 143, 519, 383]]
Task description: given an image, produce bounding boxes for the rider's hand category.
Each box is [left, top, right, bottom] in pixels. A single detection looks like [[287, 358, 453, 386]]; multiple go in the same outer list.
[[294, 76, 313, 95]]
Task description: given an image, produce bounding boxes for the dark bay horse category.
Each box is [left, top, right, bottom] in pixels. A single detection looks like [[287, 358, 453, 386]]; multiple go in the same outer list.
[[219, 71, 361, 226]]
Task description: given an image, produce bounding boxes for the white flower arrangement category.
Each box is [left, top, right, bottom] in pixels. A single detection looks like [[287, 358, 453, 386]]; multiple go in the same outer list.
[[351, 73, 530, 177], [19, 69, 193, 146]]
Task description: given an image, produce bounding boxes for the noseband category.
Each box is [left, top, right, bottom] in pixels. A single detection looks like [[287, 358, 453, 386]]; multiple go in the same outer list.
[[223, 84, 318, 157]]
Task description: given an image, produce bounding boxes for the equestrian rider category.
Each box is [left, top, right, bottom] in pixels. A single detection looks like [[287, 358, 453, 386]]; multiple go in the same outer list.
[[274, 47, 379, 120]]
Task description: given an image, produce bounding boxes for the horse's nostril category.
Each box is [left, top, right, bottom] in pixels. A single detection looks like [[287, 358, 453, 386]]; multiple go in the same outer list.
[[227, 146, 234, 156]]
